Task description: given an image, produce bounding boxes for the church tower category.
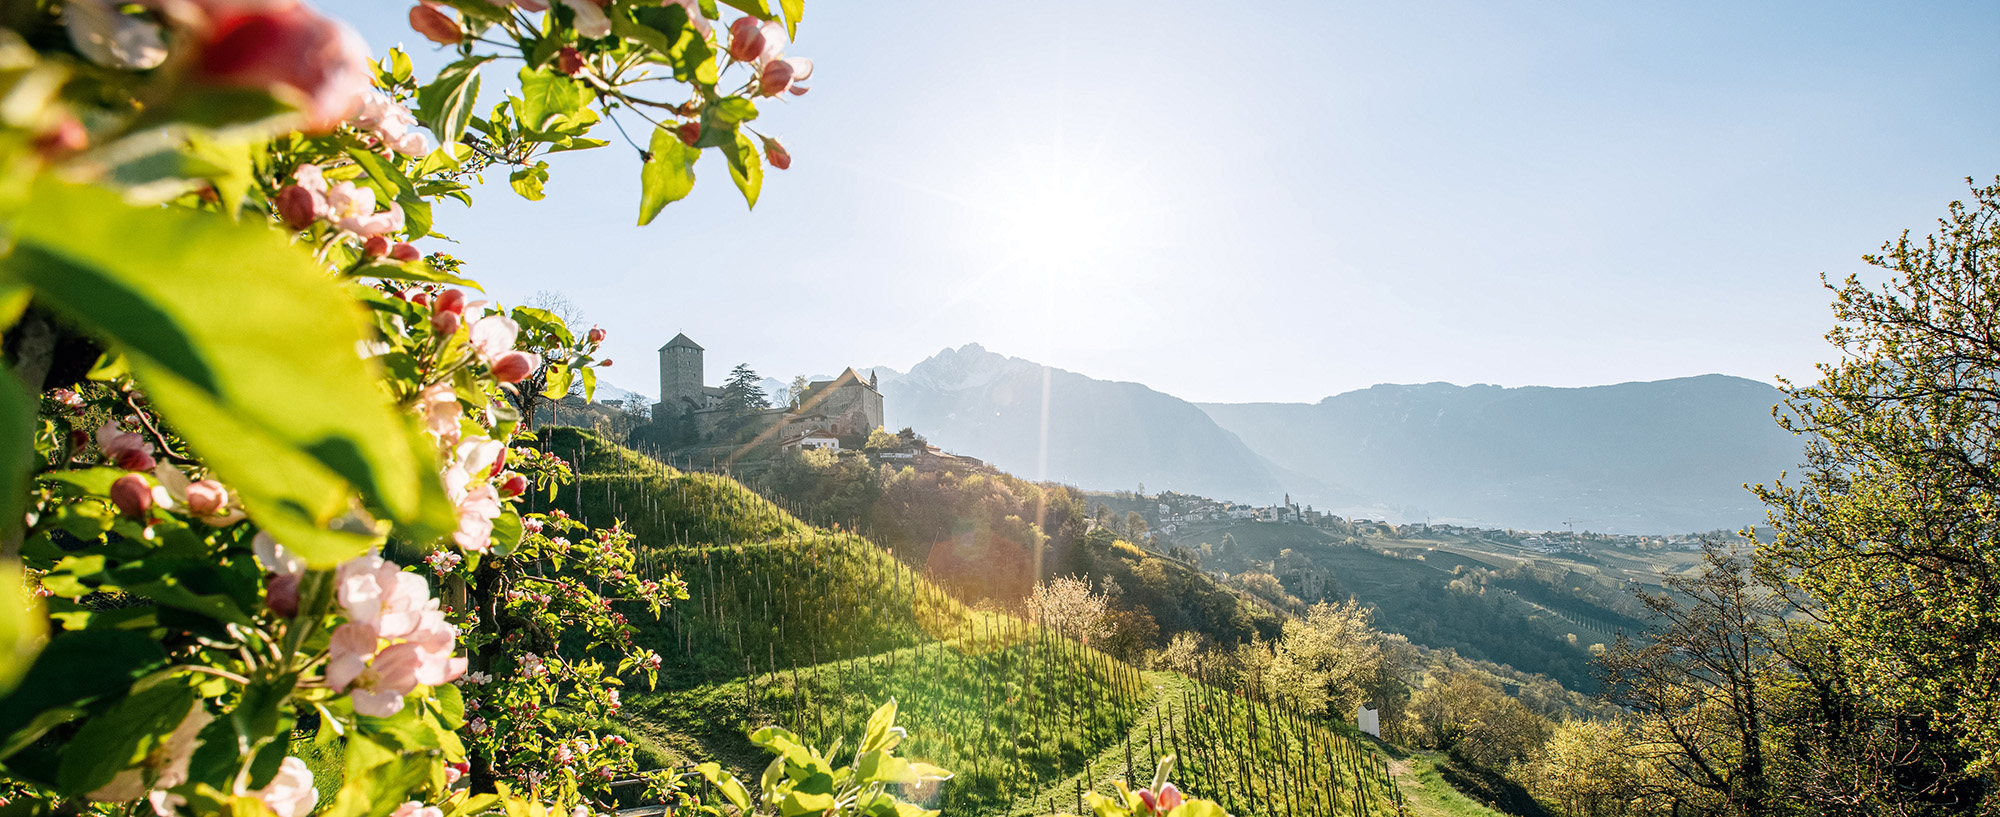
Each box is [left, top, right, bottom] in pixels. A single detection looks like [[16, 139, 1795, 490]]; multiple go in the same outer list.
[[657, 333, 705, 413]]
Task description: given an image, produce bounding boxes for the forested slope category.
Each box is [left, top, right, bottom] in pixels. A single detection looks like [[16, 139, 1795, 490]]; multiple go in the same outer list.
[[528, 429, 1408, 817]]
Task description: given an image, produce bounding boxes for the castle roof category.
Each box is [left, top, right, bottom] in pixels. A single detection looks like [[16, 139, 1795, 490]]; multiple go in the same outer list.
[[659, 333, 703, 352], [806, 367, 878, 394]]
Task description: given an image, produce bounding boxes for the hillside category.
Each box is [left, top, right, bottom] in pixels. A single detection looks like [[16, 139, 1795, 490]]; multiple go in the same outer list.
[[528, 429, 1408, 817], [877, 344, 1290, 502], [1199, 375, 1800, 533]]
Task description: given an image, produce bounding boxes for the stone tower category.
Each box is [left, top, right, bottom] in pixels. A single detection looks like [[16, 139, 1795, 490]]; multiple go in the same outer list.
[[657, 333, 705, 413]]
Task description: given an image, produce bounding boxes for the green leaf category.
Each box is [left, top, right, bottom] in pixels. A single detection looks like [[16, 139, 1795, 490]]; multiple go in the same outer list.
[[638, 127, 700, 226], [854, 751, 915, 786], [509, 162, 550, 202], [626, 6, 717, 85], [717, 0, 772, 19], [781, 791, 834, 817], [0, 363, 33, 566], [696, 762, 751, 813], [0, 561, 45, 699], [540, 363, 570, 399], [2, 180, 450, 566], [324, 732, 433, 817], [778, 0, 802, 41], [709, 97, 758, 127], [347, 147, 432, 240], [228, 673, 296, 753], [1166, 801, 1229, 817], [725, 130, 763, 210], [0, 630, 169, 755], [56, 679, 200, 796], [514, 68, 594, 133], [860, 699, 897, 753], [417, 58, 489, 147]]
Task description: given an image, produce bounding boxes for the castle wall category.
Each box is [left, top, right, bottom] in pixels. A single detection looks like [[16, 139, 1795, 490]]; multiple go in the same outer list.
[[659, 346, 704, 411]]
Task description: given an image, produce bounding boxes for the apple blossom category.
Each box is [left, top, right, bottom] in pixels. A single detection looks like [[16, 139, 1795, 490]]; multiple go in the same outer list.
[[50, 388, 84, 410], [757, 56, 813, 97], [328, 625, 423, 717], [354, 90, 431, 157], [491, 350, 537, 384], [1157, 783, 1184, 812], [390, 242, 422, 262], [253, 757, 318, 817], [388, 798, 445, 817], [467, 313, 520, 364], [186, 1, 375, 129], [415, 382, 462, 446], [327, 181, 406, 237], [435, 288, 466, 316], [586, 326, 607, 344], [109, 473, 153, 518], [336, 552, 431, 637], [432, 309, 462, 336], [184, 479, 228, 516], [522, 516, 544, 536], [364, 234, 391, 257], [34, 117, 89, 159], [498, 472, 528, 498], [97, 420, 156, 471], [676, 121, 701, 146], [452, 482, 502, 551], [408, 3, 461, 44], [556, 45, 585, 76]]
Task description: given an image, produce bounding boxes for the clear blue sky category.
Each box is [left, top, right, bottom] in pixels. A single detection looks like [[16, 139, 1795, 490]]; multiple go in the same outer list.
[[344, 0, 2000, 404]]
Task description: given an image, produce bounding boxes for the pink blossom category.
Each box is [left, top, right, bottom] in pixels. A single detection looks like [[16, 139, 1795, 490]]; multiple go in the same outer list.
[[50, 388, 84, 410], [184, 1, 375, 130], [326, 182, 405, 237], [452, 483, 501, 552], [466, 314, 520, 364], [415, 382, 461, 447], [254, 757, 318, 817], [756, 56, 812, 97], [521, 517, 544, 536], [184, 479, 228, 516], [354, 90, 431, 157], [389, 242, 422, 262], [336, 553, 430, 637], [586, 326, 607, 344], [426, 549, 462, 575], [389, 801, 443, 817], [293, 163, 328, 194], [556, 46, 584, 76], [491, 351, 537, 384], [762, 135, 791, 170], [1156, 783, 1183, 812], [435, 288, 466, 316], [364, 234, 391, 258], [497, 472, 527, 498], [96, 421, 155, 471], [328, 625, 422, 717], [468, 717, 489, 735]]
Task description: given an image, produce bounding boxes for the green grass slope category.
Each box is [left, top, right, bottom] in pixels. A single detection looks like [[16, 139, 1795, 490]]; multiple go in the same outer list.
[[533, 429, 1407, 817]]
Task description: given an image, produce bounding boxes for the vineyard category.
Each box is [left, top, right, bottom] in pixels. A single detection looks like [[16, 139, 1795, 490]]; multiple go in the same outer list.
[[524, 429, 1408, 816]]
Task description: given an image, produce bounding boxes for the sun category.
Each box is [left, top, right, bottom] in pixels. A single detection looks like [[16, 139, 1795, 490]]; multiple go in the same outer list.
[[967, 150, 1167, 278]]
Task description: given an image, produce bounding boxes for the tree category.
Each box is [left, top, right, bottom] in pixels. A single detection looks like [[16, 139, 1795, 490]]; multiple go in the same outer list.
[[1026, 575, 1110, 643], [788, 374, 810, 409], [864, 426, 899, 452], [1264, 600, 1397, 719], [1125, 510, 1148, 541], [1597, 548, 1773, 815], [1404, 671, 1550, 771], [1755, 178, 2000, 771]]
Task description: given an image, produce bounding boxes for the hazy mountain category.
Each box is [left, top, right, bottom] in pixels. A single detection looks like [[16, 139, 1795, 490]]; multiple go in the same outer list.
[[1198, 376, 1802, 534], [880, 344, 1287, 500]]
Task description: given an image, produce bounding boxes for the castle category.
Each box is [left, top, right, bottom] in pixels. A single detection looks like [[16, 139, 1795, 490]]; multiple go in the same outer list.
[[656, 333, 885, 441]]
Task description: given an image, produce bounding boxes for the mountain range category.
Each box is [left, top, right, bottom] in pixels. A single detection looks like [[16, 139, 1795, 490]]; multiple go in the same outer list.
[[878, 344, 1803, 534]]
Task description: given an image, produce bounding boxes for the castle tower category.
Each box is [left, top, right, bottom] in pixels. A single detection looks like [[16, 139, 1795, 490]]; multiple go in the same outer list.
[[657, 333, 705, 413]]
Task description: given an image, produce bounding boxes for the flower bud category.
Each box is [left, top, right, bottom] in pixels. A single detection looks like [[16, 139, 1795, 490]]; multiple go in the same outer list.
[[757, 59, 794, 97], [492, 351, 537, 383], [389, 242, 422, 262], [432, 309, 462, 336], [727, 16, 765, 63], [1136, 790, 1157, 814], [586, 326, 607, 344], [114, 447, 156, 472], [557, 46, 584, 77], [491, 446, 508, 477], [110, 474, 153, 519], [363, 235, 391, 257], [435, 288, 466, 316], [761, 135, 791, 170], [408, 290, 432, 308], [266, 572, 301, 617], [409, 3, 462, 44], [676, 121, 701, 146], [33, 117, 88, 159], [598, 359, 613, 367], [186, 480, 229, 517], [498, 472, 528, 498], [275, 185, 325, 229], [1157, 784, 1183, 812]]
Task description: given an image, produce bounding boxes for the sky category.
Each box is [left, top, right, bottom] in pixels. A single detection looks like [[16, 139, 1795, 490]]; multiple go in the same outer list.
[[345, 0, 2000, 404]]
